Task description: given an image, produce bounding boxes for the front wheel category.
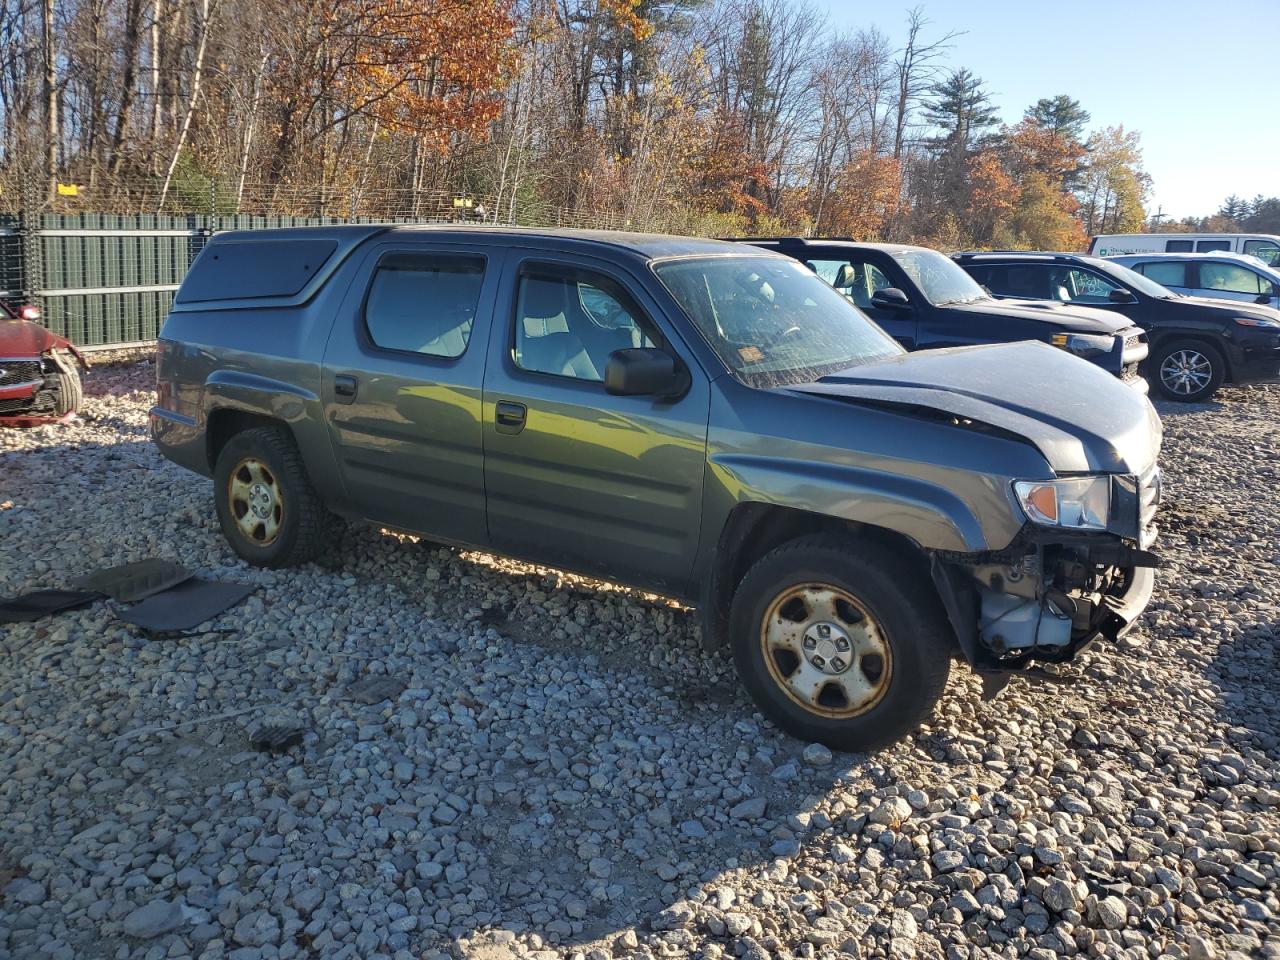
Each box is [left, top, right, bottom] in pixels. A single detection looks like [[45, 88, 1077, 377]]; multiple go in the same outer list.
[[729, 535, 953, 752], [1150, 339, 1225, 402]]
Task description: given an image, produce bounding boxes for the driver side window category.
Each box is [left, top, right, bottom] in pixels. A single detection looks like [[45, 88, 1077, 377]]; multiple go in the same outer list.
[[513, 268, 655, 383], [1053, 268, 1122, 304], [808, 258, 891, 309]]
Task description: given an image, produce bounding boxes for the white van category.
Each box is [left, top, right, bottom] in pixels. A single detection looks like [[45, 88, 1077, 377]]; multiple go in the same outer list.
[[1089, 233, 1280, 267]]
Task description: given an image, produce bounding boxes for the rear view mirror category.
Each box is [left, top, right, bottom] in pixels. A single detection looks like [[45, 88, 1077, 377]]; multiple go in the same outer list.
[[870, 287, 911, 310], [605, 348, 688, 399], [1108, 288, 1133, 304], [833, 264, 856, 288]]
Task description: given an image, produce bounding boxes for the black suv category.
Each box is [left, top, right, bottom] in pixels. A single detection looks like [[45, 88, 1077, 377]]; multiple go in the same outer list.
[[954, 251, 1280, 402], [743, 239, 1149, 391]]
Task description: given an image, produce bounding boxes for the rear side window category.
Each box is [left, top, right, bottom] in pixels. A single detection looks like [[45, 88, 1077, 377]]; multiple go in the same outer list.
[[1196, 240, 1231, 253], [178, 239, 337, 302], [1138, 262, 1188, 286], [1164, 239, 1193, 252], [364, 252, 485, 358], [1200, 262, 1266, 295], [1000, 265, 1051, 299]]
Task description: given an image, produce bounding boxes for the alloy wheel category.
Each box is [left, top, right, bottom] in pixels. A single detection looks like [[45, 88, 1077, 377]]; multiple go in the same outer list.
[[228, 456, 284, 546], [1159, 348, 1213, 396]]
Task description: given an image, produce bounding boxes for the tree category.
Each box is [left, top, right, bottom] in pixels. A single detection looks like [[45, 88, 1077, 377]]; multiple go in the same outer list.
[[918, 67, 1000, 219], [1077, 125, 1148, 235], [1024, 95, 1089, 141], [889, 5, 956, 160]]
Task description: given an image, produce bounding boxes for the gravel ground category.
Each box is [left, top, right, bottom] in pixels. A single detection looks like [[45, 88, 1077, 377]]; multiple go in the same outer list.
[[1, 359, 1278, 960]]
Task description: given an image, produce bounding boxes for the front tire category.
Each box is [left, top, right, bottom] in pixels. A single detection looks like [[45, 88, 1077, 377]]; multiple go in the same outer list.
[[213, 426, 330, 568], [729, 535, 953, 752], [50, 350, 82, 416], [1150, 339, 1224, 402]]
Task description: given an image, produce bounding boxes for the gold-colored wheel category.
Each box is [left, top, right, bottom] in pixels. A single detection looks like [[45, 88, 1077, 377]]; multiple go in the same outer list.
[[227, 456, 284, 546], [759, 583, 892, 719]]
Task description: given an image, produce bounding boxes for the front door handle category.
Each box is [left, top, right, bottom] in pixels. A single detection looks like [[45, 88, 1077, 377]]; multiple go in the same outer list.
[[495, 400, 527, 435], [334, 374, 358, 404]]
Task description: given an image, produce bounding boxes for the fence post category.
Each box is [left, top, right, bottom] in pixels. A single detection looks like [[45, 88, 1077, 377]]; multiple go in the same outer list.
[[19, 170, 44, 318]]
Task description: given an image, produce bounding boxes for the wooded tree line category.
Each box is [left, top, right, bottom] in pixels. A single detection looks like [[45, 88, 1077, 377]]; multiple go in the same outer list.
[[1169, 195, 1280, 237], [1, 0, 1155, 248]]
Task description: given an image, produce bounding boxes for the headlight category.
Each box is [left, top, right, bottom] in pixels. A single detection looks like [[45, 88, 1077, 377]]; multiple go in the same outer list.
[[1233, 316, 1280, 329], [1051, 332, 1114, 357], [1013, 477, 1110, 530]]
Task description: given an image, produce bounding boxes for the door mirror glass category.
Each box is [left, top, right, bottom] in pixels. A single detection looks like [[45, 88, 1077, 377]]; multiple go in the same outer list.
[[604, 348, 687, 398], [1108, 287, 1134, 304], [870, 287, 911, 309], [1257, 294, 1272, 304]]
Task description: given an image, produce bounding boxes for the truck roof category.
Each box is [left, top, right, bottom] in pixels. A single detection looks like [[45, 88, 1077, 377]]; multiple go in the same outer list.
[[207, 223, 759, 262]]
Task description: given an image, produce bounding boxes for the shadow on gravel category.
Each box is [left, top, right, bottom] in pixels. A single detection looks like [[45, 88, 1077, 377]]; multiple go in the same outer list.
[[1205, 626, 1280, 765]]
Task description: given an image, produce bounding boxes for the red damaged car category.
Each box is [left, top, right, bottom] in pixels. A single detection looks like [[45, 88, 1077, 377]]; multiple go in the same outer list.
[[0, 303, 84, 425]]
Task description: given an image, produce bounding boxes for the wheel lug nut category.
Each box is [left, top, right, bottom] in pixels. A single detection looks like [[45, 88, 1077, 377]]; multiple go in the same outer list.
[[817, 624, 830, 638], [831, 657, 845, 671]]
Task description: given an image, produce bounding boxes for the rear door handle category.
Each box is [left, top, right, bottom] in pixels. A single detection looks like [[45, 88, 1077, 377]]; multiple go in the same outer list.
[[334, 374, 358, 404], [495, 400, 527, 435]]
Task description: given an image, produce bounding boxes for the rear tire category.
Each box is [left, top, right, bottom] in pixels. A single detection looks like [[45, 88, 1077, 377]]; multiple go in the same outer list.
[[1149, 339, 1224, 402], [213, 426, 330, 568], [729, 534, 953, 752]]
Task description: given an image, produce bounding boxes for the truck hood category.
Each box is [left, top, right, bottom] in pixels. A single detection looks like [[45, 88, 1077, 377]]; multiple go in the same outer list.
[[952, 297, 1133, 334], [790, 341, 1161, 474], [1162, 294, 1280, 323]]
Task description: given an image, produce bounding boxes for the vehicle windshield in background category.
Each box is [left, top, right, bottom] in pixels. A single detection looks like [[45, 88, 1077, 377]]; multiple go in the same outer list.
[[655, 256, 903, 387], [892, 249, 988, 305], [1096, 260, 1177, 299]]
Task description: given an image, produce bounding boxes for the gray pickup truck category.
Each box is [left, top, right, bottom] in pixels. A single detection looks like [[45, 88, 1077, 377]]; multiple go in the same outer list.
[[152, 226, 1162, 750]]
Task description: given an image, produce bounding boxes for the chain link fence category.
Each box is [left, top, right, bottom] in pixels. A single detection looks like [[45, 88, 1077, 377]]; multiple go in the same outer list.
[[2, 173, 668, 348]]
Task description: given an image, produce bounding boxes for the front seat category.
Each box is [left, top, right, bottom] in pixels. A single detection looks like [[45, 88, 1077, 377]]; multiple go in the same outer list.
[[517, 278, 601, 381]]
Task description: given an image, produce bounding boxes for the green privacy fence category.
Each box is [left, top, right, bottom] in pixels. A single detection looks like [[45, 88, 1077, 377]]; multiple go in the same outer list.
[[0, 213, 417, 348]]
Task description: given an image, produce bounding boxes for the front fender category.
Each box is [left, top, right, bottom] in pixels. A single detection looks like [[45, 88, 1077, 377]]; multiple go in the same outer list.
[[204, 369, 317, 422], [708, 453, 994, 553]]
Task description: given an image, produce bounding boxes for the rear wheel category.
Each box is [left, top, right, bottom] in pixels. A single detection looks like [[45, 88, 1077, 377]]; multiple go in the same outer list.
[[1150, 339, 1224, 401], [729, 535, 953, 751], [213, 426, 330, 567]]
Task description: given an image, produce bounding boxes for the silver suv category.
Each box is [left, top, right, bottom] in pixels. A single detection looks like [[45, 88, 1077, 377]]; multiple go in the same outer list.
[[1110, 251, 1280, 311]]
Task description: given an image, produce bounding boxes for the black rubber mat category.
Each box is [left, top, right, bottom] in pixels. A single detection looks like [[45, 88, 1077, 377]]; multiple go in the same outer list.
[[0, 589, 100, 624], [73, 558, 192, 603], [116, 579, 255, 632]]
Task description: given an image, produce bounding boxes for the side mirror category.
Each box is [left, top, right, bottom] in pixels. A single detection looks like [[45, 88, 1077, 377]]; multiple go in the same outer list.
[[870, 287, 911, 310], [604, 347, 688, 399], [1256, 293, 1273, 304], [1108, 288, 1134, 304]]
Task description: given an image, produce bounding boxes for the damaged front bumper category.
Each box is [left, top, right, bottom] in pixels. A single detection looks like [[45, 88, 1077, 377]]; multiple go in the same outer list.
[[930, 529, 1159, 698]]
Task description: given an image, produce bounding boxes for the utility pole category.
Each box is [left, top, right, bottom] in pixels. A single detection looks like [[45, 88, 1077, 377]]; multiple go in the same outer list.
[[1149, 206, 1167, 231]]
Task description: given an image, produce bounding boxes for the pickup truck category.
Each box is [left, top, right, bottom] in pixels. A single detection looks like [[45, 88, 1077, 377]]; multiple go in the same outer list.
[[152, 226, 1163, 750]]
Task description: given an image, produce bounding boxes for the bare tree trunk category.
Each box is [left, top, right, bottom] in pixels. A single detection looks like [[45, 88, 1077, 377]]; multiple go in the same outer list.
[[157, 0, 213, 212], [235, 45, 266, 211], [42, 0, 56, 196], [109, 0, 147, 176], [150, 0, 161, 171]]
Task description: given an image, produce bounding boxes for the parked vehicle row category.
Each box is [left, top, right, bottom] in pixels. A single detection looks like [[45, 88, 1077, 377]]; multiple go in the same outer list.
[[741, 238, 1150, 392], [953, 251, 1280, 402], [151, 225, 1163, 750]]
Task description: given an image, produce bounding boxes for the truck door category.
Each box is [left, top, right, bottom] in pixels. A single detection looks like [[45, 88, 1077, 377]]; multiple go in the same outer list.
[[807, 255, 919, 347], [320, 240, 504, 547], [480, 252, 709, 594]]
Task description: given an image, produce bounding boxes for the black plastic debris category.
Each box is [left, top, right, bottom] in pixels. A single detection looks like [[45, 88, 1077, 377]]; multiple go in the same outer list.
[[247, 719, 307, 753], [116, 579, 255, 632], [74, 558, 192, 603], [0, 589, 100, 624], [347, 675, 408, 705]]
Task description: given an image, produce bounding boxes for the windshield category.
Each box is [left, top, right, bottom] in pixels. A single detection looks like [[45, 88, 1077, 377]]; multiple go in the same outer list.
[[1093, 259, 1178, 299], [654, 255, 903, 387], [891, 249, 987, 305]]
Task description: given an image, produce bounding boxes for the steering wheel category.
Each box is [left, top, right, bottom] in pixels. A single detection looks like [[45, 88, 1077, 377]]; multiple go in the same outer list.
[[759, 324, 803, 351]]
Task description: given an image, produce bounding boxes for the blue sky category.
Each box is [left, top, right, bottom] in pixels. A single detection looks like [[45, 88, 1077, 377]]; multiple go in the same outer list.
[[816, 0, 1279, 219]]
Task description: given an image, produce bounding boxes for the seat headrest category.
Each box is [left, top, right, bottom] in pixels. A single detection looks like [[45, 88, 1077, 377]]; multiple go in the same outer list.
[[522, 277, 567, 319]]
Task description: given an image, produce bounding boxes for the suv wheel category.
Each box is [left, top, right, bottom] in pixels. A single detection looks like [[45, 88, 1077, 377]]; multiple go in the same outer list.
[[213, 426, 330, 567], [1151, 339, 1224, 401], [729, 535, 953, 751]]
